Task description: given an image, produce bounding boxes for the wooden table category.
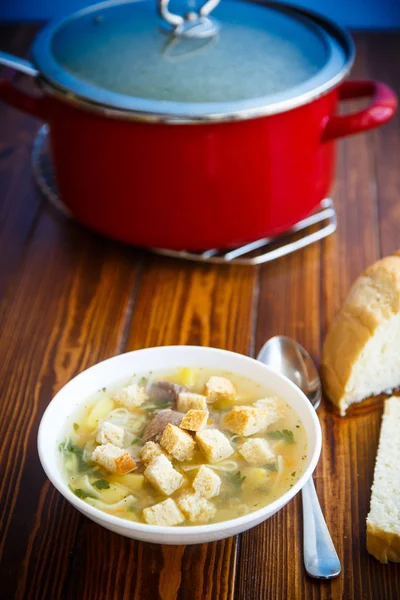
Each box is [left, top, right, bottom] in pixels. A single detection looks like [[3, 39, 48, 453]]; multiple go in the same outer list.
[[1, 24, 400, 600]]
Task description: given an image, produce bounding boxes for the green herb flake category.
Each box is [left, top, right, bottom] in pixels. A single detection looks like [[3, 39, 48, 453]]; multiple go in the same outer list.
[[67, 442, 84, 457], [93, 479, 110, 490], [69, 486, 94, 500], [228, 471, 246, 488], [145, 401, 171, 412], [265, 461, 278, 472], [296, 425, 300, 429], [102, 387, 106, 392], [127, 505, 136, 513], [61, 441, 88, 471], [266, 429, 295, 444], [291, 471, 297, 477], [139, 377, 148, 386], [73, 423, 79, 431]]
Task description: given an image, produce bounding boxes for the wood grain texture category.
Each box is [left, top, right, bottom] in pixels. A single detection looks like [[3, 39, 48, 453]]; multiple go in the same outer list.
[[0, 24, 400, 600], [0, 213, 142, 599], [0, 24, 42, 299]]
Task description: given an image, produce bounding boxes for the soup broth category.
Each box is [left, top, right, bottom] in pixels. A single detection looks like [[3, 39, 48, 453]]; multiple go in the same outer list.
[[60, 368, 308, 526]]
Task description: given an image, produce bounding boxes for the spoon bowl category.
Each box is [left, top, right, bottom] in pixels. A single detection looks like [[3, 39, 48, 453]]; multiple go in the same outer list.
[[258, 336, 321, 409]]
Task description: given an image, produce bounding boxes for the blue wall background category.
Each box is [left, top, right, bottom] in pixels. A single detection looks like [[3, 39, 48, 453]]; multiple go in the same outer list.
[[1, 0, 400, 28]]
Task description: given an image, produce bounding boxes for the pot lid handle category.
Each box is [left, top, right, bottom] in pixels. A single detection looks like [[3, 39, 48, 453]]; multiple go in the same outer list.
[[157, 0, 221, 38]]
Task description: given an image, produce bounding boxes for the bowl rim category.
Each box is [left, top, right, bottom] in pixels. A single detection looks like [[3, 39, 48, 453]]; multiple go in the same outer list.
[[38, 345, 322, 536]]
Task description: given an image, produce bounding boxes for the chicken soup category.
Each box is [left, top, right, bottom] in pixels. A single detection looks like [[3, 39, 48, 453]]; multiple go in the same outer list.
[[59, 368, 307, 526]]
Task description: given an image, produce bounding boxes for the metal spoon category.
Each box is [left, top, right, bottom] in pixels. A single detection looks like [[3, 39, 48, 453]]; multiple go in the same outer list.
[[257, 336, 341, 579]]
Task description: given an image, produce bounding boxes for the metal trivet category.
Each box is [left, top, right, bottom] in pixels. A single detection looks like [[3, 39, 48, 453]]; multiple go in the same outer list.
[[32, 124, 337, 265]]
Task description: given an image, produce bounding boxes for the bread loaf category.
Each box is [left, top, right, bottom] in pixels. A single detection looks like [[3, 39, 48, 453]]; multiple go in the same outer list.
[[321, 252, 400, 415], [367, 396, 400, 563]]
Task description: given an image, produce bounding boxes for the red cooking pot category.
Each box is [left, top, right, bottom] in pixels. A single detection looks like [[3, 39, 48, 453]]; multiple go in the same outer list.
[[0, 0, 397, 250]]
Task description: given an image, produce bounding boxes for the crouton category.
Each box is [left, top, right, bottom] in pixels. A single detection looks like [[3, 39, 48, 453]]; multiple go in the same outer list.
[[96, 421, 124, 448], [142, 498, 184, 526], [196, 429, 234, 463], [144, 454, 183, 495], [180, 409, 209, 432], [238, 438, 275, 465], [114, 383, 148, 409], [91, 443, 136, 474], [254, 397, 285, 425], [140, 441, 165, 465], [160, 423, 195, 461], [223, 405, 269, 436], [177, 492, 216, 523], [192, 465, 221, 498], [205, 376, 236, 404], [177, 392, 207, 412]]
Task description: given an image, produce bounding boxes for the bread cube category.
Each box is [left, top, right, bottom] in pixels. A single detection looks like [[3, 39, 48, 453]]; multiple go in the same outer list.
[[96, 421, 124, 448], [223, 405, 270, 436], [142, 498, 184, 526], [144, 454, 183, 495], [180, 409, 209, 432], [177, 392, 207, 412], [177, 492, 216, 523], [254, 397, 285, 426], [205, 376, 236, 404], [114, 383, 148, 409], [238, 438, 275, 465], [140, 441, 165, 466], [192, 465, 221, 498], [196, 429, 234, 463], [91, 443, 136, 474], [160, 423, 195, 461]]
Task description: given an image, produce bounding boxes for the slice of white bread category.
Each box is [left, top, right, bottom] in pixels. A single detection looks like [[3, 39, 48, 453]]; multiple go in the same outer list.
[[321, 252, 400, 415], [367, 396, 400, 563]]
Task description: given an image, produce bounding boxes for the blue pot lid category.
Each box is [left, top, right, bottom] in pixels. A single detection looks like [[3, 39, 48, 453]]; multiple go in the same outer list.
[[31, 0, 354, 122]]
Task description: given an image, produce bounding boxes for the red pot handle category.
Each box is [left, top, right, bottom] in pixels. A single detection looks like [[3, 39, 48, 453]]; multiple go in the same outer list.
[[0, 51, 46, 120], [322, 80, 397, 142]]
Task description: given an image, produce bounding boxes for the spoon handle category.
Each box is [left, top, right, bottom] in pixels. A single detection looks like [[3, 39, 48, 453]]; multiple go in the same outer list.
[[302, 477, 341, 579]]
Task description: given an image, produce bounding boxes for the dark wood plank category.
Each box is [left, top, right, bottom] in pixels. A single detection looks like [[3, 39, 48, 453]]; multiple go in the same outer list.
[[0, 24, 43, 299], [365, 33, 400, 258], [0, 211, 143, 600], [68, 258, 257, 600]]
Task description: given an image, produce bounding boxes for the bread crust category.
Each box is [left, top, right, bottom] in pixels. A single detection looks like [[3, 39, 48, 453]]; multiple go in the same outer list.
[[321, 252, 400, 415], [115, 453, 137, 474], [367, 524, 400, 563]]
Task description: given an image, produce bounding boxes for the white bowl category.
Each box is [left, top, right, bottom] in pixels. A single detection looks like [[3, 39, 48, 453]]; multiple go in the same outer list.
[[38, 346, 322, 545]]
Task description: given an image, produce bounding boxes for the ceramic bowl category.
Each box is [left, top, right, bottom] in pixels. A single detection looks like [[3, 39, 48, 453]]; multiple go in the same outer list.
[[38, 346, 322, 545]]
